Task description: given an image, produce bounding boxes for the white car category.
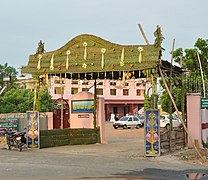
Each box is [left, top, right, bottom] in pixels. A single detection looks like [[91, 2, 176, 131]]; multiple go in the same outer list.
[[160, 114, 181, 129], [113, 115, 143, 129]]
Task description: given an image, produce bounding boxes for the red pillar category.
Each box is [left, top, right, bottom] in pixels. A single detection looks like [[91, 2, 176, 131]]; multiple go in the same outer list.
[[130, 104, 134, 114]]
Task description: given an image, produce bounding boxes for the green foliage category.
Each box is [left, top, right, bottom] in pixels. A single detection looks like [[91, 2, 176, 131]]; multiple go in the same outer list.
[[144, 95, 151, 110], [35, 89, 53, 112], [161, 38, 208, 113], [0, 88, 34, 113], [0, 88, 53, 113], [161, 87, 182, 113], [0, 63, 18, 89]]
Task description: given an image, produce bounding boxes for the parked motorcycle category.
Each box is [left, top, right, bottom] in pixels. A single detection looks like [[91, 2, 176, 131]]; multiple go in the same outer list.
[[5, 129, 27, 152]]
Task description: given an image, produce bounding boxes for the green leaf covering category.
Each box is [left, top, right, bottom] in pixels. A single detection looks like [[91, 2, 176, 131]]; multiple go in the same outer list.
[[22, 34, 161, 75]]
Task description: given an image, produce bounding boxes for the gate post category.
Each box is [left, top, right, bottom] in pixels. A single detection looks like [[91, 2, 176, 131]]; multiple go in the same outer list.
[[187, 93, 202, 148]]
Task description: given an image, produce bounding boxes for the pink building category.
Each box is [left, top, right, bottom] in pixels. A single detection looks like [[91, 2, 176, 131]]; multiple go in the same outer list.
[[49, 76, 146, 121]]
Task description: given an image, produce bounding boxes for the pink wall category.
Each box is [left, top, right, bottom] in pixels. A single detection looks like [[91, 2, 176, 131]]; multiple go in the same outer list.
[[69, 91, 106, 143], [70, 91, 94, 128], [46, 112, 53, 130], [187, 93, 202, 148], [50, 78, 145, 103]]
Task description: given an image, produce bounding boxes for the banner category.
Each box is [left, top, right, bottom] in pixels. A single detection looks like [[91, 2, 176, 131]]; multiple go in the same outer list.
[[144, 110, 160, 156], [0, 118, 19, 131], [26, 111, 39, 148]]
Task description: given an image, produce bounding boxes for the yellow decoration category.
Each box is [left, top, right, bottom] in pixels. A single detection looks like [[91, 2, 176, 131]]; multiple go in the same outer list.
[[83, 42, 87, 60], [37, 54, 42, 70], [66, 50, 70, 70], [120, 48, 125, 66], [101, 48, 106, 69], [138, 46, 144, 63], [82, 62, 87, 69], [50, 54, 54, 71]]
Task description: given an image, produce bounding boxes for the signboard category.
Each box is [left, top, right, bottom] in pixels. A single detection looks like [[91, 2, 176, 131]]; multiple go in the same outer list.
[[27, 111, 39, 148], [144, 109, 160, 156], [0, 118, 19, 131], [78, 114, 90, 118], [71, 100, 94, 113], [201, 98, 208, 109]]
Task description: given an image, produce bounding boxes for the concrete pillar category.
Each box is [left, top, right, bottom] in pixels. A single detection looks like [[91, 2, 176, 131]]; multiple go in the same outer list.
[[187, 93, 202, 148], [97, 97, 106, 144], [201, 109, 208, 144]]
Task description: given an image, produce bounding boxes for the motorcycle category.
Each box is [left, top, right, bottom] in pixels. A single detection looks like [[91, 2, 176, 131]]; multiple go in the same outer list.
[[5, 129, 27, 152]]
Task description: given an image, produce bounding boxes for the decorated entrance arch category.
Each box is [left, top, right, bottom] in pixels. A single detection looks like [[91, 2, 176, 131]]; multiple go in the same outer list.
[[22, 26, 181, 129]]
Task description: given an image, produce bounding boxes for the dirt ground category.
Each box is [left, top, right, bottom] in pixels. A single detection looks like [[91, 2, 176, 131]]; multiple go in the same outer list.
[[174, 148, 208, 166], [105, 122, 208, 166]]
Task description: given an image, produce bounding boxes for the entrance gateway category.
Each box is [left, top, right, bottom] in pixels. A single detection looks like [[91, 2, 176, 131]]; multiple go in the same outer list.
[[21, 26, 181, 130]]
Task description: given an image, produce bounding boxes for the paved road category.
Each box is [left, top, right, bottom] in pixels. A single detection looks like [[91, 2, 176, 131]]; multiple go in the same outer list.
[[0, 122, 207, 180]]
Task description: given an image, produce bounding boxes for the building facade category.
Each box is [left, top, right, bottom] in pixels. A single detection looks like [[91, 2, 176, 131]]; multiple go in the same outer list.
[[50, 76, 147, 120]]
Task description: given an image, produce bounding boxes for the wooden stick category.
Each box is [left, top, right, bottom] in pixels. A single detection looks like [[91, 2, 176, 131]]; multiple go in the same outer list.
[[137, 24, 150, 45]]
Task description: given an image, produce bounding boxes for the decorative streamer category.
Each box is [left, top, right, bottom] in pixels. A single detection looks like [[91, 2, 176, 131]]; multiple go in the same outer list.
[[66, 50, 70, 70], [37, 54, 42, 70], [50, 54, 54, 71], [138, 47, 144, 63], [120, 48, 125, 66], [101, 48, 106, 69], [122, 71, 126, 86], [83, 42, 87, 60]]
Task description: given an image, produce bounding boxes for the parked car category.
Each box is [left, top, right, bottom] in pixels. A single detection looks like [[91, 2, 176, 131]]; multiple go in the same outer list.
[[160, 114, 181, 129], [136, 114, 145, 126], [113, 115, 143, 129]]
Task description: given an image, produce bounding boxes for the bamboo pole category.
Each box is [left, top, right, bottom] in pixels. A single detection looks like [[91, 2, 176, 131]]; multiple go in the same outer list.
[[196, 51, 206, 98], [168, 39, 175, 152], [137, 24, 150, 45], [159, 67, 205, 163]]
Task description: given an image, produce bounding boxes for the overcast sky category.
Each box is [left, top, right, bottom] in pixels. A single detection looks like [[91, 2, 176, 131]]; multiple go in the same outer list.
[[0, 0, 207, 72]]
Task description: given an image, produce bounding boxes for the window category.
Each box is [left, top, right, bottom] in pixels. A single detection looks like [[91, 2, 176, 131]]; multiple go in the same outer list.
[[110, 89, 116, 95], [123, 89, 129, 96], [82, 88, 88, 92], [54, 87, 64, 94], [54, 80, 65, 84], [96, 88, 103, 95], [71, 88, 78, 94], [110, 82, 116, 86], [72, 80, 78, 85], [136, 89, 142, 96], [97, 82, 103, 85], [124, 82, 129, 86], [82, 81, 89, 85]]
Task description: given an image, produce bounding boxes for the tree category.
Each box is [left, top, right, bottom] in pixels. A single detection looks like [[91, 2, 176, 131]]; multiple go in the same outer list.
[[35, 89, 53, 112], [0, 63, 18, 89], [160, 38, 208, 113], [0, 88, 34, 113], [0, 88, 53, 113], [173, 38, 208, 95]]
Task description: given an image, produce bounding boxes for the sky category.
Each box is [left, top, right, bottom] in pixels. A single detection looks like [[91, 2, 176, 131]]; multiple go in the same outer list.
[[0, 0, 207, 73]]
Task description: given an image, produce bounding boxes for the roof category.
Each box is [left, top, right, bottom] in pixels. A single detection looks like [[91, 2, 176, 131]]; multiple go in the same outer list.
[[21, 34, 161, 75]]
